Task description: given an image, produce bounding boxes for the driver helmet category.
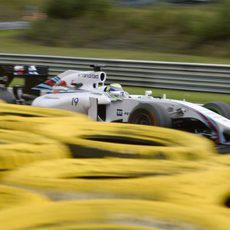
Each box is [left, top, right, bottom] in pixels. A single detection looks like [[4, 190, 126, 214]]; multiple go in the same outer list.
[[106, 83, 123, 92], [106, 83, 124, 99]]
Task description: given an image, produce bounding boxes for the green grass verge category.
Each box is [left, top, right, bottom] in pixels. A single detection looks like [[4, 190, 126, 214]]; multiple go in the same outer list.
[[124, 87, 230, 104], [1, 30, 230, 64]]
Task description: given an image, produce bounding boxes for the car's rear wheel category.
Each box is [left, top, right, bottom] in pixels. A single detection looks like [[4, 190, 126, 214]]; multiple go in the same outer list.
[[0, 87, 15, 104], [203, 101, 230, 119], [128, 103, 172, 127]]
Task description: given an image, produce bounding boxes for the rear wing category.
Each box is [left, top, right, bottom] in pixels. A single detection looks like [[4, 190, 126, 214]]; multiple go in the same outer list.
[[0, 64, 49, 95]]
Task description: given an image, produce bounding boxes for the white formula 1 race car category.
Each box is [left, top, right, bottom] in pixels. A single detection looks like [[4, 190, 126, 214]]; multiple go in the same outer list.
[[32, 65, 230, 150]]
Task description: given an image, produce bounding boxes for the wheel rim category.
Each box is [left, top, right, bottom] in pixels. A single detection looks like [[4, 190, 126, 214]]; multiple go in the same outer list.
[[133, 112, 154, 125]]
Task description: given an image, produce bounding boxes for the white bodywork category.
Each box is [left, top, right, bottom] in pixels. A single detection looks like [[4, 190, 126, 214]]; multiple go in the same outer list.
[[32, 69, 230, 145]]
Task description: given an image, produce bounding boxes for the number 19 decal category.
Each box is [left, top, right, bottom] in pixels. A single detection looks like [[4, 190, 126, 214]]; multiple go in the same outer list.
[[72, 98, 79, 106]]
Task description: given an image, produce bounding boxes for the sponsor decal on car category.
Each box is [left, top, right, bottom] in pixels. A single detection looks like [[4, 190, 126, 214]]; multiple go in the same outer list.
[[79, 73, 99, 79], [117, 109, 123, 116], [72, 97, 79, 106]]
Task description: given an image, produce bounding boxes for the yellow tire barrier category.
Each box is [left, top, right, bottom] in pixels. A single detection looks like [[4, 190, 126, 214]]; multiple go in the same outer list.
[[0, 103, 80, 117], [4, 158, 229, 211], [0, 185, 49, 211], [0, 102, 91, 133], [163, 167, 230, 209], [0, 115, 92, 135], [2, 158, 216, 202], [0, 101, 216, 161], [210, 154, 230, 167], [0, 199, 228, 230], [225, 196, 230, 208], [31, 224, 160, 230], [0, 129, 70, 170], [37, 122, 216, 160]]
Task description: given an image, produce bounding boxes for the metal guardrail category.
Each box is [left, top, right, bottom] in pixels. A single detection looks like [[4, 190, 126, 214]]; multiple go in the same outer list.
[[0, 53, 229, 94], [0, 21, 30, 30]]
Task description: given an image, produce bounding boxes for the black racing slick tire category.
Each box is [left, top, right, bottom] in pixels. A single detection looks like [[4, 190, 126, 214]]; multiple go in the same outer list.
[[128, 103, 172, 128], [203, 101, 230, 119], [0, 87, 15, 104]]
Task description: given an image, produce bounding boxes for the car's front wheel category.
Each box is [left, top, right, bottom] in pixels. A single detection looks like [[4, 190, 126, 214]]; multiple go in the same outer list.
[[203, 101, 230, 119], [128, 103, 172, 127]]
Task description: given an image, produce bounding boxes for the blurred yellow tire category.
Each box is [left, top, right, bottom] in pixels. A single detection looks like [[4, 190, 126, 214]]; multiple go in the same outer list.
[[0, 103, 81, 117], [0, 185, 49, 211], [37, 122, 216, 160], [162, 166, 230, 210], [2, 158, 215, 201], [4, 158, 229, 211], [0, 129, 70, 170], [0, 103, 91, 133], [0, 199, 228, 230]]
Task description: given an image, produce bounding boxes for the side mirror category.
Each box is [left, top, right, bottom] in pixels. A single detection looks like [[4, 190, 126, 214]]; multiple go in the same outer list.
[[145, 90, 152, 96]]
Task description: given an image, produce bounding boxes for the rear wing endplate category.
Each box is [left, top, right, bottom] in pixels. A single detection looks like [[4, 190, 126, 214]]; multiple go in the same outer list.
[[0, 64, 49, 87]]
